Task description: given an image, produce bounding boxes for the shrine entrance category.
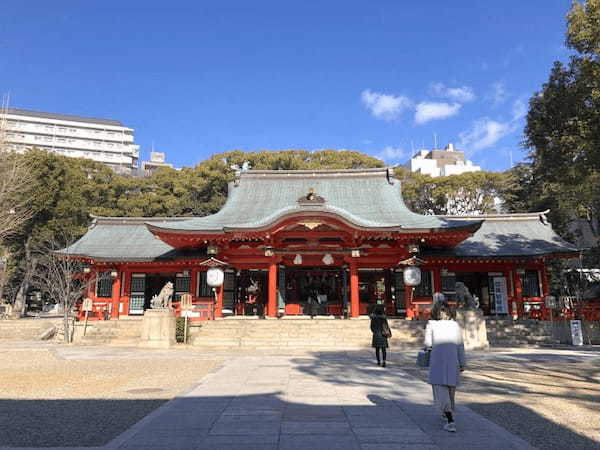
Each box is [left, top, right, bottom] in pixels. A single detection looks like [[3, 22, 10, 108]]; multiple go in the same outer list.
[[282, 267, 346, 316]]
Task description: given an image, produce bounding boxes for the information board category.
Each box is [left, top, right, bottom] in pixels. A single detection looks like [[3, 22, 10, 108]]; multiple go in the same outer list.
[[492, 277, 508, 314], [570, 320, 584, 346]]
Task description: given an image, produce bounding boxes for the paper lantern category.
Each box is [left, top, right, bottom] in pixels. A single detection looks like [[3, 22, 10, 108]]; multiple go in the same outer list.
[[293, 254, 302, 265], [322, 253, 334, 265], [206, 267, 225, 287], [403, 266, 422, 286]]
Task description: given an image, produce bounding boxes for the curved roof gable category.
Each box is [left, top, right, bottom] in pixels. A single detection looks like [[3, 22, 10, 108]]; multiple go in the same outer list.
[[441, 212, 580, 257], [147, 168, 480, 234]]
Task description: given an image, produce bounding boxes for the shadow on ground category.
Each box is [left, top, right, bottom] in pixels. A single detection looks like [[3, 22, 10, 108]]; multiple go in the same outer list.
[[1, 349, 598, 449]]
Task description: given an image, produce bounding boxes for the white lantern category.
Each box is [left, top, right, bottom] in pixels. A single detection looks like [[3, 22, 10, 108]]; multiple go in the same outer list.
[[403, 266, 422, 286], [206, 267, 225, 287], [322, 253, 334, 265], [293, 254, 302, 265]]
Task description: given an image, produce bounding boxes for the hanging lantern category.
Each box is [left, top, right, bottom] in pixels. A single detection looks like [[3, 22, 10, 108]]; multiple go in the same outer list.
[[322, 253, 334, 265], [206, 267, 225, 287], [293, 254, 303, 265], [403, 266, 422, 286]]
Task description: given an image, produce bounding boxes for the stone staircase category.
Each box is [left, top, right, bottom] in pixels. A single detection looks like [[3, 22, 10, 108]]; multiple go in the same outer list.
[[486, 319, 554, 347], [71, 317, 143, 345], [0, 318, 62, 340], [188, 318, 426, 350]]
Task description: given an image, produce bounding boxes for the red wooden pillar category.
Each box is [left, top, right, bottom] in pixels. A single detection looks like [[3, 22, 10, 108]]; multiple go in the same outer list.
[[267, 260, 277, 317], [215, 285, 224, 318], [405, 285, 415, 319], [110, 271, 121, 319], [190, 268, 198, 300], [513, 270, 524, 319], [349, 261, 359, 318], [433, 267, 442, 294], [540, 265, 549, 297], [122, 270, 131, 316], [540, 265, 550, 320]]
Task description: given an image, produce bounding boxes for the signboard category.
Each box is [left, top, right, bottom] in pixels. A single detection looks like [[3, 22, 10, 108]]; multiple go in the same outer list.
[[180, 293, 193, 311], [570, 320, 584, 346], [492, 277, 508, 314], [82, 297, 93, 312]]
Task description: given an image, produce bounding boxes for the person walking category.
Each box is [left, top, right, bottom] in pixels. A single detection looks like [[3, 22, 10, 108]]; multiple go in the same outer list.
[[424, 301, 466, 432], [370, 305, 391, 367]]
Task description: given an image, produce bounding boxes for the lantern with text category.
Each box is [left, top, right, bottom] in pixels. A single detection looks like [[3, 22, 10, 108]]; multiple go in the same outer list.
[[403, 266, 422, 287]]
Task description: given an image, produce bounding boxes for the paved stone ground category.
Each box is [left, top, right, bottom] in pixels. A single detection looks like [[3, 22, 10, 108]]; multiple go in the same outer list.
[[107, 353, 534, 450], [2, 343, 598, 449], [400, 347, 600, 450]]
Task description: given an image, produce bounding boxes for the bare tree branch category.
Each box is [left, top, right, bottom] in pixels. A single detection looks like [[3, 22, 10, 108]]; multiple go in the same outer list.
[[0, 97, 34, 241]]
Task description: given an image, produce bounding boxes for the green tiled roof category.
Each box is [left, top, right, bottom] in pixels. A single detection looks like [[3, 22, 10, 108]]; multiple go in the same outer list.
[[59, 217, 203, 262], [147, 168, 480, 233], [434, 212, 579, 258]]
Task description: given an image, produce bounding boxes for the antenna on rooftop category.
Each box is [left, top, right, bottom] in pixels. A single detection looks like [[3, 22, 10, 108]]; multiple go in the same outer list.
[[433, 133, 437, 149]]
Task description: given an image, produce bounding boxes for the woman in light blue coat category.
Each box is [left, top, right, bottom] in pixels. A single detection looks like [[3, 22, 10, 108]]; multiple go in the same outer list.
[[424, 301, 466, 432]]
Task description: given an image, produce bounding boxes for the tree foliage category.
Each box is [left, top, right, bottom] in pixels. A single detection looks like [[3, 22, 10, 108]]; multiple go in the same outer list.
[[395, 168, 508, 215], [521, 0, 600, 266]]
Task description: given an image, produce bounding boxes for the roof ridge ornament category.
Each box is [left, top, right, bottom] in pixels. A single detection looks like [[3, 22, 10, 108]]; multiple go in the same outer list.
[[297, 187, 326, 206]]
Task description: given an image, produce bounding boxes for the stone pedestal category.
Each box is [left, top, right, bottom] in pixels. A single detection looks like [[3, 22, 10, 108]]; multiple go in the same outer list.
[[139, 308, 176, 348], [456, 308, 489, 350]]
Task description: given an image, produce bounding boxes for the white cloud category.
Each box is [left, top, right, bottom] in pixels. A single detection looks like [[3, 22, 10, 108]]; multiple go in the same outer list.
[[489, 81, 508, 106], [414, 102, 461, 124], [512, 98, 527, 121], [429, 82, 476, 103], [361, 89, 412, 121], [376, 146, 406, 164], [458, 118, 515, 151]]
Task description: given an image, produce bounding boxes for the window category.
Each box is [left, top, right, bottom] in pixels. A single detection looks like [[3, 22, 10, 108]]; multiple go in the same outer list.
[[223, 271, 236, 309], [198, 271, 213, 297], [394, 271, 405, 310], [441, 272, 456, 301], [130, 274, 146, 314], [174, 273, 191, 301], [413, 269, 432, 297], [96, 272, 113, 298], [523, 270, 541, 297]]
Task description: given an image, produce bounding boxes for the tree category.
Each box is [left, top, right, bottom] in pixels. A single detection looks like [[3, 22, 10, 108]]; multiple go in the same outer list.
[[4, 150, 114, 315], [31, 233, 93, 342], [522, 0, 600, 266], [396, 168, 508, 215]]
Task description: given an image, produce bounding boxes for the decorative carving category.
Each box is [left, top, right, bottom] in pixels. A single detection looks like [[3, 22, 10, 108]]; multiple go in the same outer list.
[[297, 187, 326, 206], [300, 221, 323, 230], [150, 282, 174, 309]]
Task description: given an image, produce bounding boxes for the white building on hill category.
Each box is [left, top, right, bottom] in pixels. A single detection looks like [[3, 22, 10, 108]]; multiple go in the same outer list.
[[406, 143, 481, 177], [1, 108, 140, 174]]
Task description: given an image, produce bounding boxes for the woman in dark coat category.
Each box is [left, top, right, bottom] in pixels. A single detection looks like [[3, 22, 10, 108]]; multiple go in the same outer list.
[[370, 305, 391, 367]]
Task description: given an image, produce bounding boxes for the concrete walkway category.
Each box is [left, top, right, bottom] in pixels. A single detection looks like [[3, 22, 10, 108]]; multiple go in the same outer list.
[[107, 352, 534, 450]]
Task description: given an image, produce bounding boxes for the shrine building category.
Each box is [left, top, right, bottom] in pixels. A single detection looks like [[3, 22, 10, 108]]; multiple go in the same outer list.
[[63, 168, 579, 321]]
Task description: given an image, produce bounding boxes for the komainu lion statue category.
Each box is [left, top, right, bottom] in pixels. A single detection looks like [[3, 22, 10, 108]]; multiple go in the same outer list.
[[455, 281, 479, 309], [150, 281, 174, 309]]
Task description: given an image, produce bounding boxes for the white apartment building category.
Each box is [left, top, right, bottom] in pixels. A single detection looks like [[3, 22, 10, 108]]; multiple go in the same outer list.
[[405, 143, 481, 177], [1, 108, 139, 174]]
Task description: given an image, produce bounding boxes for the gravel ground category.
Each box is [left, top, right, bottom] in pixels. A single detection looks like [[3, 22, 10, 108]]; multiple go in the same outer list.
[[396, 347, 600, 450], [0, 346, 221, 447]]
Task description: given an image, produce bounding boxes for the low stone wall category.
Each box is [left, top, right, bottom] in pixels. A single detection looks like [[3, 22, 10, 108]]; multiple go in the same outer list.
[[486, 318, 600, 346], [0, 318, 62, 340]]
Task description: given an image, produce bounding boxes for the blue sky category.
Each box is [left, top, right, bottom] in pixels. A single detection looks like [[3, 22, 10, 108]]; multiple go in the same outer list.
[[1, 1, 573, 171]]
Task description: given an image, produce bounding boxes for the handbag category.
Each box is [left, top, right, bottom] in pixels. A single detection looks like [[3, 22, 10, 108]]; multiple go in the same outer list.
[[416, 348, 431, 368], [382, 321, 392, 339]]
